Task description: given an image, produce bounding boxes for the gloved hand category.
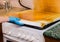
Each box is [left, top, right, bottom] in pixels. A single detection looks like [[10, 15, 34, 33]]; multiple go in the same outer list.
[[9, 17, 24, 26]]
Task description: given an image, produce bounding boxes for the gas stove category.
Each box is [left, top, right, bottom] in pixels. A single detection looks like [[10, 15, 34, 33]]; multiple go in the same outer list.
[[2, 22, 45, 42]]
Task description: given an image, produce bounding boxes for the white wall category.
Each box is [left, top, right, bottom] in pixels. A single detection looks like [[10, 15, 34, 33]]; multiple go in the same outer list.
[[20, 0, 33, 9], [0, 0, 33, 9]]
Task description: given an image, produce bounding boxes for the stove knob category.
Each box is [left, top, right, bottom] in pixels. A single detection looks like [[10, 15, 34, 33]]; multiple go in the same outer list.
[[25, 35, 31, 40], [7, 31, 12, 35], [20, 34, 26, 39], [17, 33, 21, 37], [33, 40, 40, 42], [29, 36, 35, 41]]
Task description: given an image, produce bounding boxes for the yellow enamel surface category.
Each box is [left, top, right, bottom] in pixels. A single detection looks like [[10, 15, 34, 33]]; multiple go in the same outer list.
[[6, 0, 60, 27], [18, 10, 60, 22], [7, 0, 60, 21], [34, 0, 60, 13], [34, 0, 44, 13], [17, 0, 60, 21]]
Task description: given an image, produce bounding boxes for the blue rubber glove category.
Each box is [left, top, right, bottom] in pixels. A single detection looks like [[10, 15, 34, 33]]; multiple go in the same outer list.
[[9, 17, 24, 26]]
